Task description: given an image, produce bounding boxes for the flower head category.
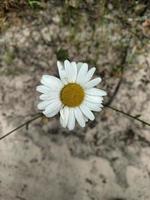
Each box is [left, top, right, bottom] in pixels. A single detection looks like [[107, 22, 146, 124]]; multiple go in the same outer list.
[[36, 60, 107, 130]]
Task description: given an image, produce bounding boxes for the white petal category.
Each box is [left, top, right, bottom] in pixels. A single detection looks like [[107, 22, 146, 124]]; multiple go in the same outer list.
[[37, 101, 51, 110], [83, 116, 88, 122], [64, 60, 73, 82], [41, 75, 63, 90], [77, 62, 84, 72], [39, 93, 59, 100], [70, 62, 77, 82], [44, 106, 61, 117], [67, 108, 75, 130], [80, 104, 95, 121], [60, 115, 65, 128], [85, 95, 103, 104], [85, 67, 96, 82], [57, 61, 67, 84], [85, 78, 101, 89], [60, 106, 69, 128], [43, 100, 61, 117], [83, 100, 102, 112], [74, 107, 85, 127], [76, 63, 88, 84], [36, 85, 51, 93], [85, 88, 107, 96], [57, 61, 63, 69]]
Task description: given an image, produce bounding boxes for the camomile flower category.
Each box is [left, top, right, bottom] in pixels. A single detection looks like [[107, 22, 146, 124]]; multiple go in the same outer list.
[[36, 60, 107, 130]]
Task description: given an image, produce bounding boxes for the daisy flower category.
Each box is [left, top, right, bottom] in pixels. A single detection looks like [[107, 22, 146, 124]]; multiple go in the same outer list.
[[36, 60, 107, 130]]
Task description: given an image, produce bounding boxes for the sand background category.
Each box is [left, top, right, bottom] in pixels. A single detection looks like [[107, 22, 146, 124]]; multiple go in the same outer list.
[[0, 1, 150, 200]]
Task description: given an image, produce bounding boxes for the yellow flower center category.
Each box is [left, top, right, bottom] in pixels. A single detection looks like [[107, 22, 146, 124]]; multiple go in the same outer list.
[[60, 83, 85, 107]]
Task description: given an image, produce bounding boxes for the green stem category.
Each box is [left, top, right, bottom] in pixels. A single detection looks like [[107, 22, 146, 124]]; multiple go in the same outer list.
[[105, 105, 150, 127], [0, 113, 42, 141], [0, 105, 150, 141]]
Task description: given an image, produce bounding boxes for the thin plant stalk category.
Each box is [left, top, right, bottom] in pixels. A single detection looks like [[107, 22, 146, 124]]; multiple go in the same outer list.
[[0, 106, 150, 141], [105, 105, 150, 127], [0, 113, 42, 141]]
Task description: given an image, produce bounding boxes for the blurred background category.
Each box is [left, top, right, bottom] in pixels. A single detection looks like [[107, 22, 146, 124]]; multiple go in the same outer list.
[[0, 1, 150, 200]]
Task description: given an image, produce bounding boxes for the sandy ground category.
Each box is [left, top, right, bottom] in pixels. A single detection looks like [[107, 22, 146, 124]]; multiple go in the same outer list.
[[0, 2, 150, 200]]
